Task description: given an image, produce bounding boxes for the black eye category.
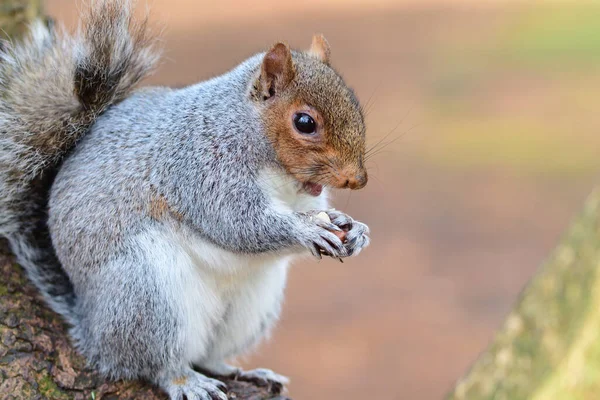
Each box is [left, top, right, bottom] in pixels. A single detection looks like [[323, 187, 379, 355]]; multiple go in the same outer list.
[[293, 113, 316, 135]]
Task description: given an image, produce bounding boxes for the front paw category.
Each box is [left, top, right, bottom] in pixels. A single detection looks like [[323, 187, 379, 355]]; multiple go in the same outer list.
[[301, 211, 348, 259], [326, 210, 370, 256]]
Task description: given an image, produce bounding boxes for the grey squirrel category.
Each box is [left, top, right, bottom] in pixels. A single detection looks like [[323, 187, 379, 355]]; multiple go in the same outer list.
[[0, 1, 370, 399]]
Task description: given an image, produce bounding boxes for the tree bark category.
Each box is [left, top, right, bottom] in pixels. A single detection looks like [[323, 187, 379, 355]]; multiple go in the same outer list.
[[0, 2, 290, 399], [447, 188, 600, 400]]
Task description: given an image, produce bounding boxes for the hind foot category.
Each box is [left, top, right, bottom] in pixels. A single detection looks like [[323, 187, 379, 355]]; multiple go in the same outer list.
[[197, 362, 289, 395], [234, 368, 289, 394], [159, 368, 228, 400]]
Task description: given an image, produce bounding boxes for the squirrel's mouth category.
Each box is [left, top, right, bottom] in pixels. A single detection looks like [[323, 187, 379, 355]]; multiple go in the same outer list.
[[302, 182, 323, 197]]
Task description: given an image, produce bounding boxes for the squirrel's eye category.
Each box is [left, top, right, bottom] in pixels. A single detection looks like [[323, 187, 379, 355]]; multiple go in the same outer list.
[[293, 113, 316, 135]]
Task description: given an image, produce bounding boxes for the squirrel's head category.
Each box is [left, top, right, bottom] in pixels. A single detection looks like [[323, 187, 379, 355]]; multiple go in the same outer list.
[[252, 35, 367, 196]]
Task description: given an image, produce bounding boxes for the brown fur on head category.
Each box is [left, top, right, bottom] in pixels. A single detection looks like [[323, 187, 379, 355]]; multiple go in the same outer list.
[[252, 34, 367, 191]]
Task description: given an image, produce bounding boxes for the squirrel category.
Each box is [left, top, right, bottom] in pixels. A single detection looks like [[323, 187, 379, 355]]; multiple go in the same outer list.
[[0, 1, 370, 399]]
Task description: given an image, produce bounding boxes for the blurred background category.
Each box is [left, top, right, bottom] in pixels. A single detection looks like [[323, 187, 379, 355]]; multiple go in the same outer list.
[[46, 1, 600, 399]]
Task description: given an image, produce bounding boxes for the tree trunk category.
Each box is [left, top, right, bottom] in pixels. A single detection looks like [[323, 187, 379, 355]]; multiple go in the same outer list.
[[0, 2, 289, 399], [447, 188, 600, 400]]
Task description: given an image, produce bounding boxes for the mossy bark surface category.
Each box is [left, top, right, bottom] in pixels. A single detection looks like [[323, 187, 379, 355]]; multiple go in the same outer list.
[[448, 188, 600, 400]]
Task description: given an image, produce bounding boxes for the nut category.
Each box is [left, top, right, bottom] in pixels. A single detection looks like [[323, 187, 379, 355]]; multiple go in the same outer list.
[[316, 211, 346, 242], [315, 212, 331, 223]]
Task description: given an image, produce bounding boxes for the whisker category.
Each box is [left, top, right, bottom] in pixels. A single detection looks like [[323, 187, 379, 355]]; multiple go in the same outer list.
[[370, 174, 386, 190], [366, 160, 381, 176], [365, 100, 417, 156], [254, 170, 299, 192], [344, 189, 353, 209], [365, 122, 422, 161], [362, 81, 381, 118]]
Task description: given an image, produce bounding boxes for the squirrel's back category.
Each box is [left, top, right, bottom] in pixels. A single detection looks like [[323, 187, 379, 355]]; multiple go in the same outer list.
[[0, 0, 160, 319], [48, 87, 174, 278]]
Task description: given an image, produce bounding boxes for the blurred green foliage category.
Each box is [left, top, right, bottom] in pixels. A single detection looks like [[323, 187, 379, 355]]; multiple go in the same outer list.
[[426, 118, 600, 177], [425, 3, 600, 176], [502, 5, 600, 68]]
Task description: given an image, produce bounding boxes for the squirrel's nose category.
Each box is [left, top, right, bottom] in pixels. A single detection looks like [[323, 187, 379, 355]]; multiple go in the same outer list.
[[347, 171, 368, 190]]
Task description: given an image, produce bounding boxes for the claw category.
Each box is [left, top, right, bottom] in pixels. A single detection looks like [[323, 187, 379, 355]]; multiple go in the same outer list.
[[162, 370, 228, 400], [316, 220, 343, 232], [311, 244, 323, 259], [270, 381, 284, 394]]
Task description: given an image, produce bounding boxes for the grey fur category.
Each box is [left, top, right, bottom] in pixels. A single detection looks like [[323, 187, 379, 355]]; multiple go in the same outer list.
[[0, 0, 158, 319], [0, 1, 370, 399]]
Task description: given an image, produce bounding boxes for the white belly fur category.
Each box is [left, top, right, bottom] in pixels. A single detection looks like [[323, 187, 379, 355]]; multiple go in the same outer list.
[[140, 167, 329, 365]]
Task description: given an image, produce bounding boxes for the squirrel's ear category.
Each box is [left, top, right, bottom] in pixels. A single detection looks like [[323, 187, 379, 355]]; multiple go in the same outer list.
[[308, 34, 331, 64], [260, 43, 295, 100]]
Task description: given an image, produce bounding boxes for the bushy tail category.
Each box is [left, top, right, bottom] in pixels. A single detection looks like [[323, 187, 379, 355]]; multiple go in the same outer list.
[[0, 0, 160, 320]]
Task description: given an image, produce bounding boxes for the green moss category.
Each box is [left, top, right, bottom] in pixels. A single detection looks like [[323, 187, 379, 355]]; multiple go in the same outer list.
[[38, 374, 70, 400]]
